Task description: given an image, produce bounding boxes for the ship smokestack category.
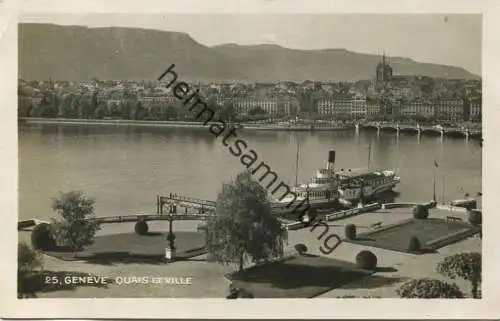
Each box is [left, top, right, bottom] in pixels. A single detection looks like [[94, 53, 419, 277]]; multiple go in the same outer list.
[[327, 150, 336, 171]]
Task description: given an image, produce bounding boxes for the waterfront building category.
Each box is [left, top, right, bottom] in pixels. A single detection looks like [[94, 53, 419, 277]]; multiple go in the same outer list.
[[214, 96, 293, 116], [400, 99, 435, 118], [435, 98, 465, 122], [390, 86, 412, 99], [470, 98, 482, 122], [138, 96, 178, 108], [233, 97, 276, 115], [366, 100, 380, 116], [317, 95, 367, 118], [351, 95, 367, 117], [317, 97, 352, 115]]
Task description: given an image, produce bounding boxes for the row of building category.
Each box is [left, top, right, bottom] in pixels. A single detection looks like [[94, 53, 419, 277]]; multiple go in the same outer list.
[[317, 96, 482, 121], [29, 93, 482, 121]]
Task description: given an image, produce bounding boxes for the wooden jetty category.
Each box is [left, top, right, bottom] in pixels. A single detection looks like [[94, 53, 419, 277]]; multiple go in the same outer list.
[[157, 193, 310, 215]]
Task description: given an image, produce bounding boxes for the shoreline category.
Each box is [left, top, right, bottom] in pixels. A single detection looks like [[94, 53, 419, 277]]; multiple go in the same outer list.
[[19, 117, 354, 131]]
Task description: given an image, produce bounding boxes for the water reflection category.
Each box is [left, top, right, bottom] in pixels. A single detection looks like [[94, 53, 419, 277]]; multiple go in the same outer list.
[[18, 123, 482, 221]]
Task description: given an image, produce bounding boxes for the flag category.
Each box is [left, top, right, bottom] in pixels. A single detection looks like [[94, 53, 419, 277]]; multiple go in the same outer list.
[[434, 160, 439, 168]]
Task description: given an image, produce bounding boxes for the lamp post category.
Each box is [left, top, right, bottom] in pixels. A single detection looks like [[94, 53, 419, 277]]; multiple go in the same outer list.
[[167, 204, 176, 258]]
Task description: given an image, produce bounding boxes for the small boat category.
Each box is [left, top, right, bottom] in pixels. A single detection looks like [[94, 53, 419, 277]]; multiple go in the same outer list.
[[450, 199, 477, 209]]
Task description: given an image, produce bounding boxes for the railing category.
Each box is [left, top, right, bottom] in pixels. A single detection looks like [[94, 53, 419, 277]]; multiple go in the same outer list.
[[382, 203, 417, 209], [363, 121, 482, 132], [436, 204, 470, 213], [94, 213, 214, 224], [160, 194, 216, 207]]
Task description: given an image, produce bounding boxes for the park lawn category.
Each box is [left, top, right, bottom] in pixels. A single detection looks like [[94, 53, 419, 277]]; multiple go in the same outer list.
[[345, 218, 479, 253], [227, 254, 374, 298], [43, 231, 207, 264]]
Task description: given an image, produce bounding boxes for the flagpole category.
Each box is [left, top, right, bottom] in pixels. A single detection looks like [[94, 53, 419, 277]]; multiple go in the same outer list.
[[433, 160, 436, 202], [441, 174, 445, 204]]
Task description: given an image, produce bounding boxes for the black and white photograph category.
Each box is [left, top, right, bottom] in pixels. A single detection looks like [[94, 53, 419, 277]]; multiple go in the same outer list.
[[3, 0, 500, 318]]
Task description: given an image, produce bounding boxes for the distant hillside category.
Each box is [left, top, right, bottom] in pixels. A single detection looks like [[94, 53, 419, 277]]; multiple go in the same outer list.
[[19, 23, 480, 82]]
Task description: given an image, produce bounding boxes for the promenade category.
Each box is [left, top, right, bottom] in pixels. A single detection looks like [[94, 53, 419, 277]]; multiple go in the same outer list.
[[18, 205, 480, 298]]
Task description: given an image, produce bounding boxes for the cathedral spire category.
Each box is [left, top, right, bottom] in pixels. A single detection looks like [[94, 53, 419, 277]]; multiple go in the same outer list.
[[382, 50, 386, 66]]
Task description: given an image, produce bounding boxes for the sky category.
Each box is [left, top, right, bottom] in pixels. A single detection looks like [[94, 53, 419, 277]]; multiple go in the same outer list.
[[20, 14, 482, 75]]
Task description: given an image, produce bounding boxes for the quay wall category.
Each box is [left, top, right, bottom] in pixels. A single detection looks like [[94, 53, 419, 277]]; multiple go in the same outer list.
[[20, 118, 353, 131]]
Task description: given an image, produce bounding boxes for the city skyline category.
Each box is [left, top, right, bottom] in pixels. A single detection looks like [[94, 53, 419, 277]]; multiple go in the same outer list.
[[20, 14, 482, 75]]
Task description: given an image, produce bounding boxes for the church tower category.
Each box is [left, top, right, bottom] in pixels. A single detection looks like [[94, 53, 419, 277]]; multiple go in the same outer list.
[[376, 51, 393, 83]]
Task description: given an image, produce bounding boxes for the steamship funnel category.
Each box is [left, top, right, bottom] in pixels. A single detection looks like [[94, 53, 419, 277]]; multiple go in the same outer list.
[[327, 150, 336, 171]]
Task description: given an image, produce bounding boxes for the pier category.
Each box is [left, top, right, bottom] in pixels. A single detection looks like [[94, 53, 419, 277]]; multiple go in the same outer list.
[[361, 121, 482, 140], [19, 192, 481, 232]]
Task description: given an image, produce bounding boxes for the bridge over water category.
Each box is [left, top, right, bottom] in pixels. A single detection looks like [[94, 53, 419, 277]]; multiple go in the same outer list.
[[359, 122, 482, 140]]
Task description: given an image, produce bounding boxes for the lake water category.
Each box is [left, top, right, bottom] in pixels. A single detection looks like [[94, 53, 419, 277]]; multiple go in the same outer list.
[[18, 124, 482, 221]]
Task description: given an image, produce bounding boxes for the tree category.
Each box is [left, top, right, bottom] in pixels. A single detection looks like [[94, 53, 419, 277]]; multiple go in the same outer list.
[[164, 105, 178, 120], [18, 242, 43, 276], [397, 278, 464, 298], [108, 102, 122, 118], [18, 242, 43, 298], [90, 92, 99, 117], [50, 191, 101, 257], [206, 171, 288, 272], [220, 101, 236, 122], [408, 236, 422, 253], [18, 96, 34, 118], [39, 94, 58, 118], [94, 102, 108, 119], [436, 252, 481, 298], [412, 204, 429, 219], [31, 223, 56, 250], [132, 101, 147, 120]]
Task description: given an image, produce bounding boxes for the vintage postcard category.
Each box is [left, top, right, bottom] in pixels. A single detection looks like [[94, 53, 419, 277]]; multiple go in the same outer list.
[[1, 0, 500, 319]]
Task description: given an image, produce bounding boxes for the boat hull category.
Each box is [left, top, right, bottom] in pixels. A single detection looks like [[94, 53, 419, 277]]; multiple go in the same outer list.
[[339, 179, 400, 202]]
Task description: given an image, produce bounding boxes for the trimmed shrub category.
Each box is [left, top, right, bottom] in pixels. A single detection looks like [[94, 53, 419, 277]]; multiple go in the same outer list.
[[238, 289, 255, 298], [413, 204, 429, 219], [294, 243, 308, 254], [468, 210, 482, 225], [226, 287, 254, 299], [397, 278, 464, 298], [134, 219, 149, 235], [30, 223, 56, 250], [345, 224, 356, 240], [408, 236, 422, 253], [226, 287, 239, 299], [355, 250, 378, 270]]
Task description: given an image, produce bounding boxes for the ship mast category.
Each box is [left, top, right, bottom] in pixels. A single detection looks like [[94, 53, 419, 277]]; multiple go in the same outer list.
[[367, 141, 372, 169], [295, 136, 300, 186]]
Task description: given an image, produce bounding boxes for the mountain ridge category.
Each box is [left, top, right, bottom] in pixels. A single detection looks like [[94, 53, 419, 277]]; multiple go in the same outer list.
[[19, 23, 480, 82]]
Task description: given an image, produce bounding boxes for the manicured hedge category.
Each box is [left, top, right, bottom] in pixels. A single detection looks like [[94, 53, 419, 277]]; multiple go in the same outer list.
[[355, 250, 377, 270], [30, 223, 56, 251], [134, 219, 149, 235], [468, 210, 482, 225], [294, 243, 308, 254], [413, 204, 429, 219], [408, 236, 422, 253], [345, 224, 356, 240]]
